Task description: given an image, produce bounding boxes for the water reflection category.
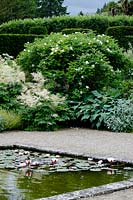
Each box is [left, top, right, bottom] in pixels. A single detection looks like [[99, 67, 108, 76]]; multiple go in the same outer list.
[[0, 170, 24, 200], [0, 169, 132, 200]]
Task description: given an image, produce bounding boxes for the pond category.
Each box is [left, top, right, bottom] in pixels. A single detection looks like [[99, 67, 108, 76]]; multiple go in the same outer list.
[[0, 148, 133, 200]]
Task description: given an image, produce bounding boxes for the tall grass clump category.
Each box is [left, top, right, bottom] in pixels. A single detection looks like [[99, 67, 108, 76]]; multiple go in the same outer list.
[[0, 110, 22, 131]]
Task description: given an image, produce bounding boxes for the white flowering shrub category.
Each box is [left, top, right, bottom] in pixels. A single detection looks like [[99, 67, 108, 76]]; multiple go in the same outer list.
[[0, 55, 25, 131], [17, 31, 132, 100], [0, 55, 70, 131], [0, 55, 24, 110], [16, 72, 70, 131], [0, 54, 25, 84], [17, 71, 65, 107]]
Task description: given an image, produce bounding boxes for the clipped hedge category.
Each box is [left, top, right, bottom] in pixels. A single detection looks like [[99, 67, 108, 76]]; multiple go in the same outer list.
[[28, 26, 48, 35], [106, 26, 133, 50], [126, 36, 133, 47], [0, 34, 44, 57], [0, 18, 50, 34], [61, 28, 92, 34], [48, 15, 110, 34], [0, 15, 133, 35]]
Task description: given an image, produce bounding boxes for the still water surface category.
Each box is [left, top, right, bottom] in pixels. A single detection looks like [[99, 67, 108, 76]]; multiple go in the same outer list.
[[0, 169, 132, 200]]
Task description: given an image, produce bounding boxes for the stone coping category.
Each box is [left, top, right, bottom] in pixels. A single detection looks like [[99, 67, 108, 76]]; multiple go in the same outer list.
[[37, 179, 133, 200], [0, 144, 133, 200]]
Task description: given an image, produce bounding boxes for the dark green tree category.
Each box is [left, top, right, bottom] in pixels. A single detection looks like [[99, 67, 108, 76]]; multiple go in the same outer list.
[[36, 0, 68, 18], [97, 0, 133, 16], [0, 0, 36, 24], [128, 0, 133, 15], [118, 0, 133, 15], [78, 11, 84, 16], [96, 1, 121, 15]]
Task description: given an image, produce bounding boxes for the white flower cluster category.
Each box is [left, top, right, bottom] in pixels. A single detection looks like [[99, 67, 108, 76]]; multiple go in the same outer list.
[[0, 55, 25, 84], [17, 72, 65, 107], [31, 72, 45, 86], [0, 55, 65, 108], [96, 39, 103, 45], [50, 44, 73, 55], [50, 46, 59, 55]]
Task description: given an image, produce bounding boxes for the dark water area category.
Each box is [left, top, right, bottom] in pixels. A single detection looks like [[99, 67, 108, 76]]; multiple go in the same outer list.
[[0, 169, 133, 200], [0, 148, 133, 200]]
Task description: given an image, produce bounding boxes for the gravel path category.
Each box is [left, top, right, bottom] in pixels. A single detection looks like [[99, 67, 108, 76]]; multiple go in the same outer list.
[[0, 128, 133, 161], [0, 128, 133, 199]]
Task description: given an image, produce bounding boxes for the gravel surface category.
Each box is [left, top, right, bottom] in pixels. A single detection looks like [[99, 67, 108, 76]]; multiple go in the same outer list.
[[0, 128, 133, 161], [0, 128, 133, 199]]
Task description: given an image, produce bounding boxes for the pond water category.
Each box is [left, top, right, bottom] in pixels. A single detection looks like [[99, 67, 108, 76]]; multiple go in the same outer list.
[[0, 149, 133, 200]]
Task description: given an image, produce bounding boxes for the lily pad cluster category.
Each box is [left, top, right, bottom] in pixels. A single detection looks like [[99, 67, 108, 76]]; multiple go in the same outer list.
[[0, 149, 132, 175]]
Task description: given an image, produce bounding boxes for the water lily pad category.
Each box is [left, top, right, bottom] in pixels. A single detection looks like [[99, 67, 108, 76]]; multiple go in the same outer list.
[[57, 168, 70, 172], [124, 167, 133, 171], [5, 165, 16, 170], [90, 168, 102, 172]]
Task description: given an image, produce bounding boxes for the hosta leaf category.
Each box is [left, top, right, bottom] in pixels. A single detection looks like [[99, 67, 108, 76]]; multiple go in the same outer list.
[[81, 114, 90, 121], [96, 121, 102, 128], [90, 114, 99, 122], [91, 90, 102, 98]]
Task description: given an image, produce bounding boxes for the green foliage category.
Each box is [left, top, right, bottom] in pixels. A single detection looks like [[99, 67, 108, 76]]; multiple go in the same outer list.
[[0, 18, 49, 34], [0, 34, 44, 57], [17, 31, 132, 100], [0, 83, 22, 110], [16, 71, 71, 131], [0, 54, 24, 109], [0, 116, 5, 132], [0, 55, 71, 131], [0, 109, 22, 131], [106, 26, 133, 50], [73, 89, 133, 132], [108, 15, 133, 26], [104, 98, 133, 132], [66, 51, 115, 97], [36, 0, 68, 18], [74, 90, 120, 129], [61, 28, 92, 34], [29, 26, 48, 35], [0, 0, 36, 24], [97, 1, 122, 16], [126, 36, 133, 47], [98, 0, 133, 16], [19, 100, 70, 131], [48, 15, 110, 34], [0, 15, 133, 35]]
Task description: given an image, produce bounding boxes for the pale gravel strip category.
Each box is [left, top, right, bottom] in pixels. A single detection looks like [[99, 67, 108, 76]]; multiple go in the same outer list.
[[0, 128, 133, 161]]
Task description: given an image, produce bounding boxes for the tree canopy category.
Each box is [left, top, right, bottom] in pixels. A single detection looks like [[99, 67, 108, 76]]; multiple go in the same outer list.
[[0, 0, 68, 24], [36, 0, 68, 18], [97, 0, 133, 16], [0, 0, 36, 23]]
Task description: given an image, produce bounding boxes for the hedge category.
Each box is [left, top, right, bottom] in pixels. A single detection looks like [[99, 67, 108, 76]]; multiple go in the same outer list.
[[61, 28, 92, 34], [0, 15, 133, 35], [106, 26, 133, 50], [126, 36, 133, 47], [0, 34, 44, 57], [0, 18, 50, 34], [28, 26, 48, 35]]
